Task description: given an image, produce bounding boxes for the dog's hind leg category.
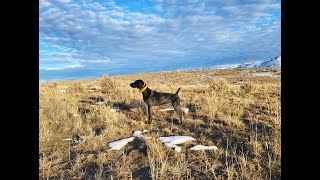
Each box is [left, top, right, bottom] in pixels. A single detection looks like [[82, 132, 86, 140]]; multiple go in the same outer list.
[[172, 98, 183, 124]]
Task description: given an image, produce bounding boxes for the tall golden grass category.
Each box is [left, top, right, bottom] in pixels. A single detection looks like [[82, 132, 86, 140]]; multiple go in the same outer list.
[[39, 68, 280, 179]]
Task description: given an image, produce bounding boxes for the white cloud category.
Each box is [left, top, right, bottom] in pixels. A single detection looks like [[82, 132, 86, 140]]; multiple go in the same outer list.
[[51, 45, 61, 49], [86, 59, 111, 64], [253, 12, 272, 17], [40, 64, 84, 71], [40, 58, 77, 64], [81, 1, 106, 11], [40, 0, 280, 81], [40, 0, 51, 8], [108, 10, 125, 17], [56, 0, 71, 5]]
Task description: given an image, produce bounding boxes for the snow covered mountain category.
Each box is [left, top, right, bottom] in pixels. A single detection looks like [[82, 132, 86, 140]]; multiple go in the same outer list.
[[237, 56, 281, 68]]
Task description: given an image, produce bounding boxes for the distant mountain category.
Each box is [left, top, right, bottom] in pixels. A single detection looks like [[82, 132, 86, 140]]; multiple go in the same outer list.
[[237, 56, 281, 68]]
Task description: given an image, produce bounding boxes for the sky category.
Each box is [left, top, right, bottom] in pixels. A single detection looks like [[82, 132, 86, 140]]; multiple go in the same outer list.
[[39, 0, 281, 82]]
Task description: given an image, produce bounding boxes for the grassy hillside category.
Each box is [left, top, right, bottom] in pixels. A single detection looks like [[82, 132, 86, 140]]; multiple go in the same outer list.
[[39, 68, 281, 179]]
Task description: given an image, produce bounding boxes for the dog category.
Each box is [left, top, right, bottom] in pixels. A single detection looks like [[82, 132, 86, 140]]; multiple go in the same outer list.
[[130, 80, 183, 124]]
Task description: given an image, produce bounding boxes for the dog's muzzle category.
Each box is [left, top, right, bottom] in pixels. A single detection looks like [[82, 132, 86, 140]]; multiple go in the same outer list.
[[130, 83, 136, 88]]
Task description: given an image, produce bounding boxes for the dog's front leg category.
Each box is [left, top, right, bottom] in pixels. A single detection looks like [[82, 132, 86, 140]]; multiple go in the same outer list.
[[147, 104, 152, 124]]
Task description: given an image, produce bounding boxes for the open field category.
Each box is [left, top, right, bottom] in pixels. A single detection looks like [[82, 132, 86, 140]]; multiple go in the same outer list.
[[39, 68, 281, 179]]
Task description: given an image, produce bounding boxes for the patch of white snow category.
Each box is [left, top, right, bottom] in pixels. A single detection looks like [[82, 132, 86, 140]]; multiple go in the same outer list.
[[189, 145, 218, 151], [160, 108, 190, 114], [159, 136, 196, 145], [107, 137, 135, 150]]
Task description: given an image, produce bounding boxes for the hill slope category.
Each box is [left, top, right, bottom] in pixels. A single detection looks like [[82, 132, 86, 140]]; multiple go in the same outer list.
[[237, 56, 281, 68]]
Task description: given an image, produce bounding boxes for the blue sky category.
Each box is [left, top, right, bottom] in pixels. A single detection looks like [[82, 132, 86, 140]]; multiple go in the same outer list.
[[39, 0, 281, 82]]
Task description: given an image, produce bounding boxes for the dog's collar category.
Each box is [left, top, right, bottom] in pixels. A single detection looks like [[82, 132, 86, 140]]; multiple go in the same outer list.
[[140, 84, 148, 93]]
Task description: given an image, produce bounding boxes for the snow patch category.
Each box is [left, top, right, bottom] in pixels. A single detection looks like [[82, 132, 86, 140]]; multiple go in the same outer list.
[[163, 143, 182, 153], [159, 136, 195, 153], [107, 137, 135, 150], [91, 101, 108, 107], [190, 145, 218, 151], [251, 72, 279, 78], [238, 56, 281, 68], [182, 108, 189, 114], [132, 130, 151, 140], [106, 130, 153, 151], [58, 89, 67, 93], [160, 107, 189, 114], [159, 136, 196, 146], [106, 132, 217, 153], [160, 108, 174, 111], [132, 131, 142, 137], [174, 146, 182, 153], [94, 101, 107, 105], [213, 64, 241, 69], [233, 80, 246, 84], [110, 107, 120, 112]]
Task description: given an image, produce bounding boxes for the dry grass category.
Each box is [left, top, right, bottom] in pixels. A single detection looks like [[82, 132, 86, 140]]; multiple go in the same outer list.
[[39, 68, 281, 179]]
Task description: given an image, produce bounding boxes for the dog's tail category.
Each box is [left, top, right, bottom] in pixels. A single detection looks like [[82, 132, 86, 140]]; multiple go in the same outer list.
[[175, 87, 181, 95]]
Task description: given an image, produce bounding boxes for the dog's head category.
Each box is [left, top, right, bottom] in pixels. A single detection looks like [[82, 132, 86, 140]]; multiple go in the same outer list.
[[130, 80, 145, 89]]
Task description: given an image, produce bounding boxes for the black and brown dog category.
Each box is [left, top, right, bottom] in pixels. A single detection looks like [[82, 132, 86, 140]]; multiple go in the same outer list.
[[130, 80, 183, 124]]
